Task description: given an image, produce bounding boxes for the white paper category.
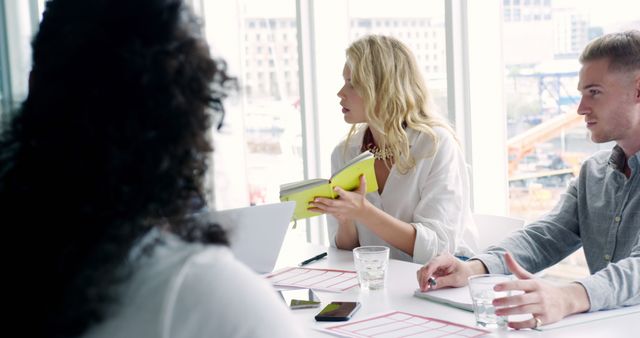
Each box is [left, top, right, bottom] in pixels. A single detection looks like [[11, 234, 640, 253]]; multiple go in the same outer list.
[[318, 310, 488, 338], [266, 267, 359, 292]]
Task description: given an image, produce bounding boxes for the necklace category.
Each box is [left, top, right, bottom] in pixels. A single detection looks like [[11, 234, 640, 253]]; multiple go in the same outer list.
[[361, 128, 393, 160], [365, 144, 393, 160]]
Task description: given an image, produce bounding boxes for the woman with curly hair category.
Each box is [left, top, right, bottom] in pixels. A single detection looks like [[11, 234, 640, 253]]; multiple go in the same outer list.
[[311, 35, 478, 265], [0, 0, 304, 337]]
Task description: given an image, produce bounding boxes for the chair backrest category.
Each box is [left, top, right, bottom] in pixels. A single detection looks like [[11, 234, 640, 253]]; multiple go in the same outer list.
[[473, 213, 525, 252]]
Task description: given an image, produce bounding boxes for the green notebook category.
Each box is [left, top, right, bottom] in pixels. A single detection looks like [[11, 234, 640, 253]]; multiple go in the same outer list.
[[279, 151, 378, 220]]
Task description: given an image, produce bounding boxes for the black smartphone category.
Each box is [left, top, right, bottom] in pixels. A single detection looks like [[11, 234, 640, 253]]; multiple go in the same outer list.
[[314, 301, 361, 321], [278, 288, 321, 309]]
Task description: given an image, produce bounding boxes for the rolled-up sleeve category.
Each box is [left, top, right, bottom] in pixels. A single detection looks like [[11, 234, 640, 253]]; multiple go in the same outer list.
[[473, 180, 583, 275], [327, 146, 349, 249], [411, 131, 474, 264], [577, 239, 640, 311]]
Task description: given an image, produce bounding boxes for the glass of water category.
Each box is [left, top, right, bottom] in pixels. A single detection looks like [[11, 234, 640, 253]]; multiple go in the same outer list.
[[467, 274, 513, 328], [353, 246, 389, 290]]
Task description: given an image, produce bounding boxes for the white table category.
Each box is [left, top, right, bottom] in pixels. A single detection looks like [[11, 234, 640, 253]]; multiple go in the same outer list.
[[274, 236, 640, 337]]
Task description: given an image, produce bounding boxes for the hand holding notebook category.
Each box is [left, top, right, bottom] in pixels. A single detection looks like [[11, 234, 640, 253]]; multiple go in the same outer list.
[[279, 151, 378, 220]]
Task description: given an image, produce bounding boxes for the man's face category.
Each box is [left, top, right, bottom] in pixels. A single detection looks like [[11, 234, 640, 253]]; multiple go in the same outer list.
[[577, 58, 640, 148], [337, 63, 367, 124]]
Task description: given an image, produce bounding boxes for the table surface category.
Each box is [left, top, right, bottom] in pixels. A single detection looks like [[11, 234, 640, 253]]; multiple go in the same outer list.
[[274, 233, 640, 337]]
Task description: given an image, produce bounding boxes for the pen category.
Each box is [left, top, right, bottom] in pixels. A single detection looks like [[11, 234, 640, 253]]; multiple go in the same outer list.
[[299, 252, 328, 266], [427, 277, 437, 288]]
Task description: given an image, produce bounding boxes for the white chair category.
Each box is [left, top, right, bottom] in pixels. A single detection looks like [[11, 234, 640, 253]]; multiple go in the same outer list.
[[473, 213, 525, 252]]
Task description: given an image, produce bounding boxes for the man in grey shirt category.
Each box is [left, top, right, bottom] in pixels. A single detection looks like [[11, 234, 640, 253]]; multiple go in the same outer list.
[[417, 29, 640, 330]]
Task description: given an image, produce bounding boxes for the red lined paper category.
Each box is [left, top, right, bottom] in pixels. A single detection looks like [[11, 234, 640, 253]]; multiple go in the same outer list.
[[266, 267, 359, 292], [320, 311, 489, 337]]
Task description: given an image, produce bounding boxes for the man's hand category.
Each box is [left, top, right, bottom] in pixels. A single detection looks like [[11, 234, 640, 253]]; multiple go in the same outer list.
[[493, 252, 590, 329], [416, 252, 487, 292]]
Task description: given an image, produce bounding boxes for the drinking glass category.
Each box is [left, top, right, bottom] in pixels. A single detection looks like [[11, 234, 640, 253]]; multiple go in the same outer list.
[[352, 246, 389, 290], [467, 274, 513, 328]]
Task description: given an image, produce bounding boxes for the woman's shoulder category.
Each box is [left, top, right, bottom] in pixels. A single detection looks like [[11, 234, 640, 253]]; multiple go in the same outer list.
[[147, 232, 253, 289], [413, 125, 456, 142], [131, 231, 251, 295], [183, 242, 250, 278], [409, 125, 457, 153], [128, 234, 302, 337], [82, 235, 234, 338], [168, 243, 305, 337]]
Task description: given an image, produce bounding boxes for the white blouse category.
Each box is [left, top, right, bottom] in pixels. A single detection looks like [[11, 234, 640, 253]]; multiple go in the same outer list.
[[84, 229, 305, 338], [327, 126, 478, 264]]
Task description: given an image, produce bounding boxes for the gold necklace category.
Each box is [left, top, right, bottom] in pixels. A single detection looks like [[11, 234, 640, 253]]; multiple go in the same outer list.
[[361, 127, 393, 160], [366, 144, 393, 160]]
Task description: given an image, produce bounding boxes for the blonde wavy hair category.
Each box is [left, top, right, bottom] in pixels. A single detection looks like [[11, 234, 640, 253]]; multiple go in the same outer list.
[[344, 34, 455, 174]]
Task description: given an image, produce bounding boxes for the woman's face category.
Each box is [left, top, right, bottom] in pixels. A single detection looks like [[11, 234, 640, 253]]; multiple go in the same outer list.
[[337, 63, 366, 124]]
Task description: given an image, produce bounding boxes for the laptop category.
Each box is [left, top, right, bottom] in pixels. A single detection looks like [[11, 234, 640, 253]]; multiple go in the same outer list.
[[208, 201, 295, 273]]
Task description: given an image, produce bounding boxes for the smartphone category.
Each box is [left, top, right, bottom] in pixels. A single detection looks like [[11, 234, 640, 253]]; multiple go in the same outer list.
[[314, 301, 361, 321], [278, 288, 321, 309]]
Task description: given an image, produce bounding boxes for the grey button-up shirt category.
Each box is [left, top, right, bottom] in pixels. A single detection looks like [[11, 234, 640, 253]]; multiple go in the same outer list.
[[474, 145, 640, 311]]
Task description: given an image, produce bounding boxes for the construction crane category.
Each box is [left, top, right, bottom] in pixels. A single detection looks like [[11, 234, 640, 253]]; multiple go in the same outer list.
[[507, 111, 583, 177], [507, 68, 583, 181]]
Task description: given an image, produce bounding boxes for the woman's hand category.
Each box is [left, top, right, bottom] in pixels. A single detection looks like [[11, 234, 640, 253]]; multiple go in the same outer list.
[[309, 175, 371, 222]]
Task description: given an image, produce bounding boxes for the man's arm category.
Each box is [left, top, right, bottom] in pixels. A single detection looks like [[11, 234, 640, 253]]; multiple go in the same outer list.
[[474, 179, 583, 275], [577, 238, 640, 311]]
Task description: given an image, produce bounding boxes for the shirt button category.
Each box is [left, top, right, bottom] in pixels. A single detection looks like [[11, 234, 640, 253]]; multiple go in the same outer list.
[[604, 254, 611, 261], [614, 216, 621, 222]]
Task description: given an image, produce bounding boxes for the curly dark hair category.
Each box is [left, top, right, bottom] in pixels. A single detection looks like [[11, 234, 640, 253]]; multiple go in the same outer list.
[[0, 0, 234, 336]]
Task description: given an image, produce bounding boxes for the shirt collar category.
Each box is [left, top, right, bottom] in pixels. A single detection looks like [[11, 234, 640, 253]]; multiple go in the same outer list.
[[608, 145, 626, 172]]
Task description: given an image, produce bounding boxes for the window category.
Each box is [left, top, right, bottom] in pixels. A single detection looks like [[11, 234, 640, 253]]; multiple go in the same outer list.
[[199, 0, 639, 250], [200, 0, 305, 241], [200, 0, 451, 244], [0, 0, 42, 123], [307, 0, 449, 243], [501, 0, 639, 281], [344, 0, 448, 118]]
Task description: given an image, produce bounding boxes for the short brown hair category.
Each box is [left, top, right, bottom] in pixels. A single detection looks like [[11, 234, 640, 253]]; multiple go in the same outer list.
[[579, 30, 640, 72]]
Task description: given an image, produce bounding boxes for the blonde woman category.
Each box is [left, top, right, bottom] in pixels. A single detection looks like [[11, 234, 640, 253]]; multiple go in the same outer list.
[[311, 35, 477, 264]]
